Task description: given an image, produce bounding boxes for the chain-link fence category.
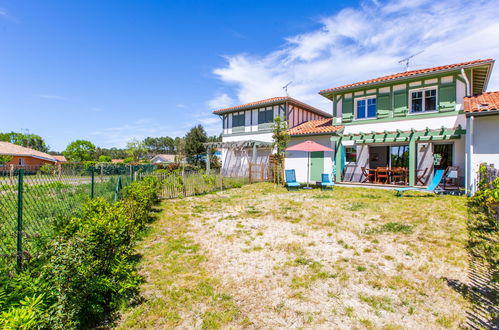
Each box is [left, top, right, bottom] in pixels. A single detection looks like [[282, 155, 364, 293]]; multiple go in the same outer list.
[[0, 164, 155, 274]]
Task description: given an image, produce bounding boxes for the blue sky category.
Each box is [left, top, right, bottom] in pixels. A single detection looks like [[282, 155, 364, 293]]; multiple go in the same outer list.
[[1, 0, 498, 151]]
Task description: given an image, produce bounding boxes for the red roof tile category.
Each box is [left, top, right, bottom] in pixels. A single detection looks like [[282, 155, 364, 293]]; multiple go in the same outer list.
[[464, 91, 499, 113], [320, 59, 494, 94], [212, 96, 331, 118], [287, 119, 343, 136]]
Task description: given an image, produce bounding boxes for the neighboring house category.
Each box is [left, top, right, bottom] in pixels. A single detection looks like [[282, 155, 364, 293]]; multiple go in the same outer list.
[[464, 91, 499, 194], [150, 154, 175, 164], [0, 141, 57, 168], [318, 59, 494, 188], [212, 96, 332, 177], [111, 159, 124, 163], [53, 155, 67, 163]]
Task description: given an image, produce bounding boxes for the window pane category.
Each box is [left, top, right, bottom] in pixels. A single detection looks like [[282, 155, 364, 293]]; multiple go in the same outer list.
[[411, 91, 423, 112], [266, 109, 274, 123], [345, 147, 357, 162], [233, 113, 244, 127], [390, 145, 409, 167], [367, 98, 376, 118], [425, 89, 436, 111], [357, 100, 366, 119]]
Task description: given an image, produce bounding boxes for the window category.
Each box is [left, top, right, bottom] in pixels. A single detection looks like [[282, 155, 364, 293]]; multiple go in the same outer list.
[[232, 112, 245, 127], [356, 97, 376, 119], [410, 88, 437, 113], [258, 108, 274, 124], [345, 147, 357, 163], [390, 145, 409, 167], [18, 158, 25, 166]]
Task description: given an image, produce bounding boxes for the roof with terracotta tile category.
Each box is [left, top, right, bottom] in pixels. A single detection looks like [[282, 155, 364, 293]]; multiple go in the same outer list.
[[464, 91, 499, 113], [287, 119, 343, 136], [212, 96, 331, 118], [319, 59, 494, 95], [53, 155, 67, 162], [0, 141, 57, 162]]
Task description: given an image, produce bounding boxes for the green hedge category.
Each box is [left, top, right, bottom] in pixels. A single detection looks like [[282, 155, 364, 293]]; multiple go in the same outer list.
[[0, 176, 160, 328], [468, 164, 499, 284]]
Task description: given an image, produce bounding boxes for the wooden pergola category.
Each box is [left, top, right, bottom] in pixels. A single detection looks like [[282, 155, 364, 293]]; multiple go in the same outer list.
[[331, 126, 466, 186], [203, 140, 274, 174]]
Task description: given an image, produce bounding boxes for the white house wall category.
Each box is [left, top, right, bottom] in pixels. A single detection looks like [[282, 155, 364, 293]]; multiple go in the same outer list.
[[469, 115, 499, 193], [285, 135, 334, 183], [222, 132, 273, 143], [342, 114, 466, 135]]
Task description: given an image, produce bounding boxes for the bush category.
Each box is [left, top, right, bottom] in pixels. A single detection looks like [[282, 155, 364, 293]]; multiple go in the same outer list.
[[0, 175, 161, 328], [38, 163, 54, 175]]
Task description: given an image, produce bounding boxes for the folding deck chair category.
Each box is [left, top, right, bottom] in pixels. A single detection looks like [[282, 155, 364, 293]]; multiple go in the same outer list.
[[320, 173, 334, 191], [395, 169, 445, 196], [285, 169, 300, 190]]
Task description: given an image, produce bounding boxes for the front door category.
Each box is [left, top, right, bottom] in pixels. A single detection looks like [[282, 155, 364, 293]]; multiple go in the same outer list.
[[310, 151, 324, 182]]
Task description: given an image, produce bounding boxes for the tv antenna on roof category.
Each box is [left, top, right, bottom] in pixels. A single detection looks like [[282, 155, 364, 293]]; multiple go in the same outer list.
[[282, 81, 293, 96], [399, 50, 424, 72]]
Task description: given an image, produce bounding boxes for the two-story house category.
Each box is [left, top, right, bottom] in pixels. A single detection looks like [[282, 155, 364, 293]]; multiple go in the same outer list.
[[315, 59, 495, 188], [212, 97, 331, 177]]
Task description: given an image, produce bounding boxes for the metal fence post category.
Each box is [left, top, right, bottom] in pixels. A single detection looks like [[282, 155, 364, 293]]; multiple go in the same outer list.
[[219, 171, 223, 190], [114, 175, 122, 202], [16, 168, 24, 272], [90, 167, 95, 199]]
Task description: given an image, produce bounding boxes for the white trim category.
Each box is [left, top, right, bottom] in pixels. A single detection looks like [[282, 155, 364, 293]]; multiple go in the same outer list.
[[354, 95, 377, 120], [408, 86, 438, 114]]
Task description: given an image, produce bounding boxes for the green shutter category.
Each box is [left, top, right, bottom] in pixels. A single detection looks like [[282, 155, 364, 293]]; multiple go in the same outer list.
[[393, 90, 407, 117], [438, 83, 456, 112], [342, 98, 353, 122], [377, 93, 391, 119]]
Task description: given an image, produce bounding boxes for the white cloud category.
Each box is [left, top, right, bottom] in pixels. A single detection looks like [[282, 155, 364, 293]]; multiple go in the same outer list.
[[210, 0, 499, 110], [206, 93, 235, 109]]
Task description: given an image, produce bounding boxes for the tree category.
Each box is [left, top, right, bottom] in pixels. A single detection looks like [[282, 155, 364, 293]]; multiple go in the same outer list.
[[272, 116, 289, 185], [143, 136, 176, 155], [184, 125, 207, 166], [126, 139, 147, 162], [98, 155, 112, 163], [0, 155, 12, 165], [63, 140, 96, 162], [0, 132, 49, 152]]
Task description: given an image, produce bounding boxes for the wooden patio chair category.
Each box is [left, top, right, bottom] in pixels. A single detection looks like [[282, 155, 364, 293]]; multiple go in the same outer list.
[[416, 168, 428, 185], [361, 167, 375, 183], [391, 167, 406, 185], [376, 167, 389, 184]]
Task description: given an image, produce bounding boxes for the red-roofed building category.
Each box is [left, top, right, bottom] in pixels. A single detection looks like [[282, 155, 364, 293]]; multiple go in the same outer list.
[[317, 59, 495, 192], [211, 59, 498, 191], [464, 91, 499, 193], [212, 96, 332, 179]]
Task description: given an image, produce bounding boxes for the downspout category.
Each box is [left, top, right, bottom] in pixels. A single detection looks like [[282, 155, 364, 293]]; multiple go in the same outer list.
[[460, 68, 471, 96], [467, 115, 474, 195]]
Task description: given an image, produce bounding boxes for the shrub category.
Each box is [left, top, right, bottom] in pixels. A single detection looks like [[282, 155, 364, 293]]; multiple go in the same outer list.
[[0, 174, 161, 328], [38, 163, 55, 175]]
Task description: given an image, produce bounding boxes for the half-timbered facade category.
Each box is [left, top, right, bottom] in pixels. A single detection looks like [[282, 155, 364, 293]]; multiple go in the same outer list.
[[212, 97, 331, 177], [319, 59, 495, 188]]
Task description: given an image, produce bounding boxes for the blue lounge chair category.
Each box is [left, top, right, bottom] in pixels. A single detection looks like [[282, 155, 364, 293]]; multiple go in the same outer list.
[[320, 173, 334, 191], [285, 169, 300, 190], [395, 169, 445, 196]]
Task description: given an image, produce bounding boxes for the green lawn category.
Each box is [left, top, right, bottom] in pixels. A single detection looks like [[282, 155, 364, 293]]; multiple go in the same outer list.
[[118, 183, 470, 329]]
